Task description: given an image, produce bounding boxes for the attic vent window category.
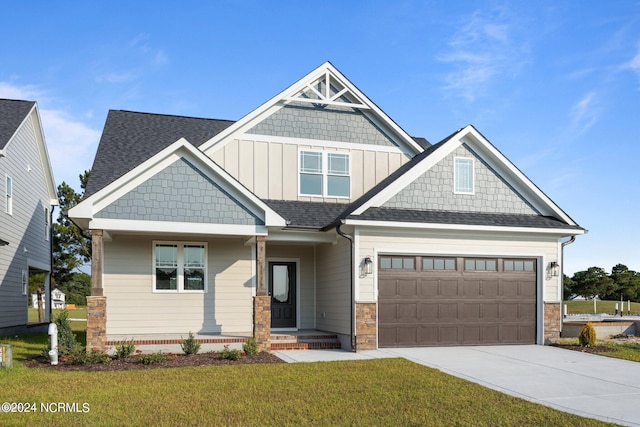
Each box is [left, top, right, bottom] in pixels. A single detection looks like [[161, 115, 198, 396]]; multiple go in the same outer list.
[[454, 157, 474, 194]]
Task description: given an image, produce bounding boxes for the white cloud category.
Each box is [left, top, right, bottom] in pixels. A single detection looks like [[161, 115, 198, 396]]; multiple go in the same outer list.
[[0, 82, 100, 190], [437, 9, 530, 102], [570, 92, 600, 134]]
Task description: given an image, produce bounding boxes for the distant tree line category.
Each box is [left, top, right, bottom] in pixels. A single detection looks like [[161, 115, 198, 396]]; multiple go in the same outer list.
[[565, 264, 640, 302]]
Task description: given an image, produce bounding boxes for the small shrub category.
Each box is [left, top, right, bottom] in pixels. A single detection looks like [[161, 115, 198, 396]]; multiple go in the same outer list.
[[220, 345, 243, 361], [139, 352, 173, 365], [114, 339, 137, 359], [60, 348, 111, 365], [243, 337, 259, 355], [54, 309, 80, 355], [579, 322, 597, 347], [180, 332, 201, 355]]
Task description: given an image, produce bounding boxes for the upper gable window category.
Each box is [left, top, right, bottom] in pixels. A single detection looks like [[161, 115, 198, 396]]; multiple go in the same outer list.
[[299, 150, 350, 198], [5, 175, 12, 215], [454, 158, 474, 194]]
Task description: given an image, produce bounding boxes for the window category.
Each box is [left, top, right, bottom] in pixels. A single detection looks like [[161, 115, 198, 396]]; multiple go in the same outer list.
[[504, 259, 536, 272], [454, 158, 474, 194], [44, 207, 49, 240], [5, 175, 12, 214], [22, 270, 27, 295], [464, 258, 497, 271], [154, 242, 206, 292], [423, 257, 456, 271], [379, 256, 415, 270], [299, 150, 350, 197]]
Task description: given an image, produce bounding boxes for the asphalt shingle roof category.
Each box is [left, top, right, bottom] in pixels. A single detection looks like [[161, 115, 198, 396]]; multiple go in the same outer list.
[[264, 200, 350, 229], [352, 207, 583, 230], [84, 110, 235, 197], [0, 99, 35, 150]]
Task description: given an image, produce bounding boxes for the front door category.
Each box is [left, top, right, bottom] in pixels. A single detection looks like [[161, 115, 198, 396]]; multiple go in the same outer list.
[[268, 261, 296, 328]]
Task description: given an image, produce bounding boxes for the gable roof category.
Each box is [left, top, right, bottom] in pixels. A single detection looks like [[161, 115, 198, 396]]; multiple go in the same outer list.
[[84, 110, 234, 197], [198, 61, 425, 156], [0, 99, 35, 150]]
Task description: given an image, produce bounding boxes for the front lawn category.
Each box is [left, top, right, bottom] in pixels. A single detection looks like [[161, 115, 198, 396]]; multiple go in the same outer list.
[[557, 338, 640, 362], [564, 300, 640, 315], [0, 335, 611, 426]]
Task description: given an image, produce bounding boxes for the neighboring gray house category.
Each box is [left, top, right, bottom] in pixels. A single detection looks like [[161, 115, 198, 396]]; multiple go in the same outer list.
[[0, 99, 58, 335], [69, 62, 585, 352]]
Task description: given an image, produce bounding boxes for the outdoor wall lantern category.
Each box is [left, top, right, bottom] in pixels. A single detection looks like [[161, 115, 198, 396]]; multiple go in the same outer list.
[[549, 261, 560, 277], [363, 256, 373, 275]]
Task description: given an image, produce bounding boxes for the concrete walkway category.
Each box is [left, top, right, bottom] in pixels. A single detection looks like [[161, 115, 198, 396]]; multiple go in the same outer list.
[[274, 345, 640, 426]]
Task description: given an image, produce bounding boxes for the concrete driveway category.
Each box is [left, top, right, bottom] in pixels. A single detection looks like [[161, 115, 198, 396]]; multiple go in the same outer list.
[[275, 345, 640, 426]]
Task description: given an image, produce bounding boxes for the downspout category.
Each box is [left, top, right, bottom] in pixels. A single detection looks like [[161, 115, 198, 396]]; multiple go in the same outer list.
[[48, 205, 55, 324], [336, 222, 356, 352]]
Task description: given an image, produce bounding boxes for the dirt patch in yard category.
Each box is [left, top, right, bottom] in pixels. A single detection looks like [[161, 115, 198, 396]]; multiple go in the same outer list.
[[23, 351, 284, 371]]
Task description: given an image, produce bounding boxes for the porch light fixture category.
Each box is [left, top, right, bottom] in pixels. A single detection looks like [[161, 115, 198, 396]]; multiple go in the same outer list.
[[549, 261, 560, 277], [363, 256, 373, 275]]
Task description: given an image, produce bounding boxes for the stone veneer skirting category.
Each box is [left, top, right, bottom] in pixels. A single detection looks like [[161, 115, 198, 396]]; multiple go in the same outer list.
[[86, 296, 107, 351], [543, 302, 561, 343], [355, 303, 377, 350]]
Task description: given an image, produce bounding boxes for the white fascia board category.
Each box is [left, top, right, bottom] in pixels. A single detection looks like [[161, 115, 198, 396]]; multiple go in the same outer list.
[[238, 133, 408, 155], [352, 136, 463, 215], [199, 62, 423, 156], [88, 218, 268, 236], [344, 219, 586, 236], [68, 138, 286, 227], [267, 229, 336, 243], [460, 126, 577, 225]]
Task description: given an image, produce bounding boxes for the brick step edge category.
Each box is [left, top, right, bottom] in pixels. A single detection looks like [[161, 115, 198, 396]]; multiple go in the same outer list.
[[271, 342, 342, 350]]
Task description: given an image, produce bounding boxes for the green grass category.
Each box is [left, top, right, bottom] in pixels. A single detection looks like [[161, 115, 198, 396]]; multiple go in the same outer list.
[[0, 335, 612, 426], [27, 307, 87, 323], [559, 338, 640, 363], [564, 300, 640, 315]]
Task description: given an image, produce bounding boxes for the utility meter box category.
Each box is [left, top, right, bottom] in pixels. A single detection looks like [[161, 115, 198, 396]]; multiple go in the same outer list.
[[0, 344, 12, 368]]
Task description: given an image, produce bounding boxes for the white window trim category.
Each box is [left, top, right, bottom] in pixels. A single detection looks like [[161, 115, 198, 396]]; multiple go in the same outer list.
[[298, 149, 351, 198], [152, 241, 208, 293], [454, 157, 474, 195], [5, 175, 13, 215]]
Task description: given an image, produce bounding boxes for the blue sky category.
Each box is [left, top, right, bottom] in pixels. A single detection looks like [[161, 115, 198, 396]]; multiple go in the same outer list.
[[1, 1, 639, 275]]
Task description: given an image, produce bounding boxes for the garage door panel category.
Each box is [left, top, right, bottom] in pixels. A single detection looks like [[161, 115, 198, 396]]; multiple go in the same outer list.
[[379, 255, 537, 347]]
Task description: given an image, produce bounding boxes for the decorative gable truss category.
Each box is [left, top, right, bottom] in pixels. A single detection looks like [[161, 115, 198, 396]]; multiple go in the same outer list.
[[199, 62, 424, 156], [346, 125, 584, 234], [69, 138, 286, 237]]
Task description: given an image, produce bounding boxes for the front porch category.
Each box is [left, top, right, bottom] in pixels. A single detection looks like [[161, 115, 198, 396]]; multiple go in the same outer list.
[[104, 330, 341, 354]]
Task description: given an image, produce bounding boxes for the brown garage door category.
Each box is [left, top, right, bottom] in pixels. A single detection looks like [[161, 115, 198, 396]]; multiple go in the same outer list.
[[378, 256, 537, 347]]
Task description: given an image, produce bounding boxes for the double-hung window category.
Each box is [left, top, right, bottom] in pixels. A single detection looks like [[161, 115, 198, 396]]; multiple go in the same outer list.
[[299, 150, 350, 197], [454, 157, 474, 194], [5, 175, 12, 214], [44, 207, 50, 240], [154, 242, 206, 292]]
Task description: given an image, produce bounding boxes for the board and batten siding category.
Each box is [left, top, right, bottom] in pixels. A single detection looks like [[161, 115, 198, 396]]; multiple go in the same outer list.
[[205, 138, 409, 203], [315, 237, 351, 335], [357, 229, 562, 304], [0, 113, 52, 329], [103, 235, 254, 336], [266, 245, 315, 329]]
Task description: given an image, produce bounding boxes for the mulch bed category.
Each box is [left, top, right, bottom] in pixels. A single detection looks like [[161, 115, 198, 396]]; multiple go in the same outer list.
[[23, 352, 284, 371], [551, 344, 617, 354]]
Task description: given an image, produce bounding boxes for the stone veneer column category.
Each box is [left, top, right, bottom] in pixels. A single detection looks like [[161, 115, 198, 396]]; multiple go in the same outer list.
[[355, 303, 377, 350], [86, 296, 107, 351], [253, 236, 270, 351], [543, 303, 561, 343], [87, 229, 106, 351]]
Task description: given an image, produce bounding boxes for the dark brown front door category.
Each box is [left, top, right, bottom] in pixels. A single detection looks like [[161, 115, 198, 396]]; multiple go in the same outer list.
[[269, 261, 296, 328]]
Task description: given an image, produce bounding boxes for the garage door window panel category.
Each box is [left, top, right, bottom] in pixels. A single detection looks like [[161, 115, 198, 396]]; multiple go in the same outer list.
[[423, 257, 456, 271], [464, 259, 497, 271]]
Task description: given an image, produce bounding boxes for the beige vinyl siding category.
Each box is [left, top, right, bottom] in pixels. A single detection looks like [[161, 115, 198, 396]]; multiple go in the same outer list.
[[103, 235, 254, 336], [357, 229, 561, 303], [0, 112, 52, 329], [204, 138, 409, 203], [315, 237, 351, 335], [266, 245, 315, 329]]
